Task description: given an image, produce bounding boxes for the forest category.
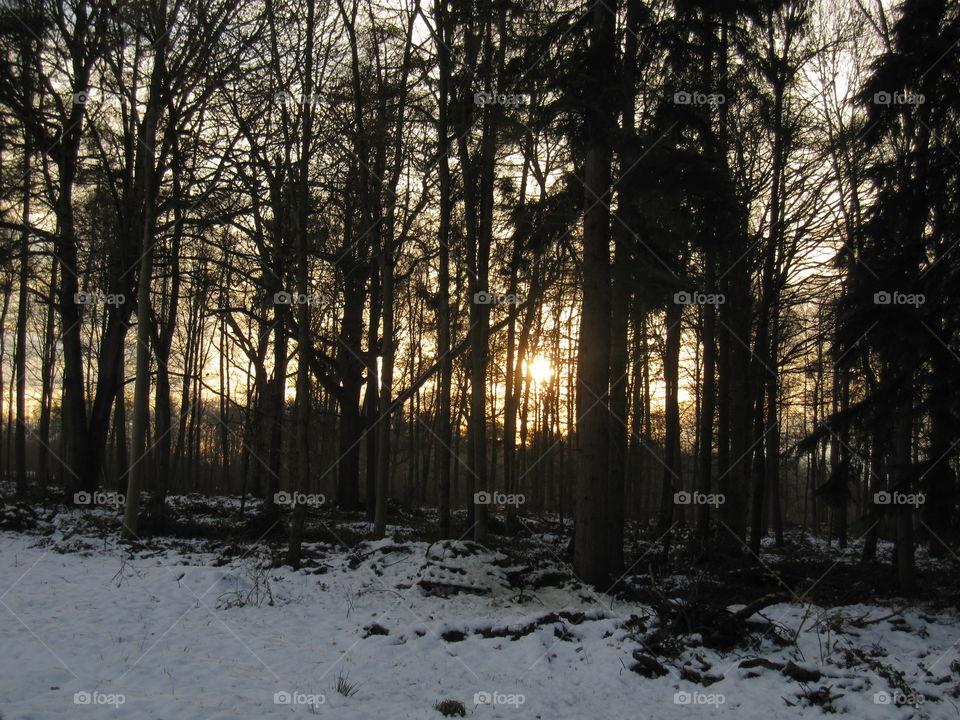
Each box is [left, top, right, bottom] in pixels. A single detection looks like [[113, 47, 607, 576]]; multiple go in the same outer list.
[[0, 0, 958, 717]]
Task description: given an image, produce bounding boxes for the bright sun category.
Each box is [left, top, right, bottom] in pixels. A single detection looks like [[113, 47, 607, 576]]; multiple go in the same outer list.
[[526, 355, 554, 385]]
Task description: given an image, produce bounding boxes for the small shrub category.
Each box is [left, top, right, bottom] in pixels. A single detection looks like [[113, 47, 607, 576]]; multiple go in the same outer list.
[[335, 671, 359, 697]]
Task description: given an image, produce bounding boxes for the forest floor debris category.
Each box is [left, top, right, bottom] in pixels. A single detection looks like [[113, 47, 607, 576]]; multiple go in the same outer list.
[[0, 492, 958, 718]]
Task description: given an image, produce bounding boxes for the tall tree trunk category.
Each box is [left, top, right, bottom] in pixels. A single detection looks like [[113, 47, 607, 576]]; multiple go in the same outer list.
[[607, 0, 643, 575], [695, 270, 716, 540], [892, 398, 915, 591], [287, 0, 316, 566], [925, 345, 956, 557], [122, 0, 169, 538], [14, 109, 32, 498], [0, 284, 9, 480], [122, 224, 155, 539], [374, 221, 395, 538], [573, 0, 617, 587], [38, 263, 57, 488], [434, 0, 453, 537], [766, 326, 783, 547], [364, 269, 381, 520], [657, 301, 682, 550]]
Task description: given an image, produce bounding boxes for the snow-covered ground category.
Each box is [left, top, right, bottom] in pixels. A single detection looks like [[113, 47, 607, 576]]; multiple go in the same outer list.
[[1, 504, 957, 719]]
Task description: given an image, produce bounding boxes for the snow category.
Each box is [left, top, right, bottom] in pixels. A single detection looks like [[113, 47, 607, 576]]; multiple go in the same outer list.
[[0, 507, 956, 719]]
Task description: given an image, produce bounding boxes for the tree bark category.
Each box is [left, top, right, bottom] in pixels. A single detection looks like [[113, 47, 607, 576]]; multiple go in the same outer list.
[[573, 0, 617, 587]]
